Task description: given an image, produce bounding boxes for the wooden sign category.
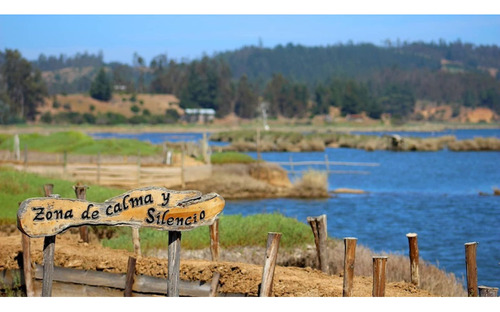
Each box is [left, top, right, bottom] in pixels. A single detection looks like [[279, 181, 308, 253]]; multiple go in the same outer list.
[[18, 187, 225, 238]]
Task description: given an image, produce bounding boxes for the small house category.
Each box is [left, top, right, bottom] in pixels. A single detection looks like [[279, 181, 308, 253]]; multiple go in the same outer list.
[[183, 108, 216, 124]]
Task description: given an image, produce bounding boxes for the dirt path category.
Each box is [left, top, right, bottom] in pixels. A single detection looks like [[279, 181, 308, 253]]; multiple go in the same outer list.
[[0, 232, 432, 297]]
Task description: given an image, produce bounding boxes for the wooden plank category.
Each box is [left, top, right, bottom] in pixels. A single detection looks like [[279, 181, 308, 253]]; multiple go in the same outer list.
[[168, 231, 182, 297], [132, 227, 141, 256], [271, 161, 379, 167], [209, 272, 221, 297], [372, 256, 388, 297], [406, 233, 420, 287], [124, 256, 137, 297], [465, 242, 478, 297], [259, 232, 281, 297], [478, 286, 499, 297], [343, 237, 357, 297], [18, 187, 225, 237]]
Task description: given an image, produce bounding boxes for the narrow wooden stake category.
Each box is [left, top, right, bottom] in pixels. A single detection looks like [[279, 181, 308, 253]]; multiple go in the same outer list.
[[406, 233, 420, 287], [42, 235, 56, 297], [21, 233, 34, 297], [289, 155, 294, 176], [372, 256, 388, 297], [259, 232, 281, 297], [124, 256, 137, 297], [209, 272, 221, 297], [162, 143, 167, 164], [63, 150, 67, 177], [343, 237, 357, 297], [478, 286, 499, 297], [97, 151, 101, 185], [73, 184, 89, 243], [465, 242, 479, 297], [202, 132, 209, 164], [167, 231, 182, 297], [325, 154, 330, 173], [181, 144, 185, 189], [209, 218, 220, 261], [306, 215, 328, 273], [132, 228, 141, 256], [42, 183, 56, 297]]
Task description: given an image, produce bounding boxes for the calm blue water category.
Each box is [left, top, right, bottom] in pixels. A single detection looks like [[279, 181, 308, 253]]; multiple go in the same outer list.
[[92, 129, 500, 288], [91, 132, 228, 146]]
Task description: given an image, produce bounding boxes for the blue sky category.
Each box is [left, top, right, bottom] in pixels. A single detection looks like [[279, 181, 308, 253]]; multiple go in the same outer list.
[[1, 14, 500, 64]]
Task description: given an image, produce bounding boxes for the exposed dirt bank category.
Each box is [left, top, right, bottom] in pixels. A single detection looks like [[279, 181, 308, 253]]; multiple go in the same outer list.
[[0, 232, 433, 297]]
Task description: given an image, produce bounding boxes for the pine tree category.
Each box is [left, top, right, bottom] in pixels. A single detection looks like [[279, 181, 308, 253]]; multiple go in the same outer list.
[[90, 67, 112, 101]]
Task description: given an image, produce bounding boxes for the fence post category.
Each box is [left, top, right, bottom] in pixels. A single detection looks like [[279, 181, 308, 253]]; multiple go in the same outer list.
[[132, 228, 141, 256], [343, 237, 357, 297], [202, 132, 209, 164], [306, 215, 328, 273], [14, 134, 20, 161], [167, 231, 182, 297], [372, 256, 388, 297], [259, 232, 281, 297], [162, 143, 168, 165], [21, 233, 34, 297], [24, 144, 28, 169], [124, 256, 137, 297], [256, 128, 262, 161], [325, 154, 330, 173], [478, 286, 498, 297], [289, 155, 294, 176], [73, 183, 89, 243], [406, 233, 420, 287], [63, 150, 67, 177], [209, 218, 220, 261], [42, 184, 56, 297], [465, 242, 479, 297]]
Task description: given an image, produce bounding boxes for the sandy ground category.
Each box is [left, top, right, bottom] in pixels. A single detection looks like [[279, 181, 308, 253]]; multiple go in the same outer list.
[[0, 231, 432, 297]]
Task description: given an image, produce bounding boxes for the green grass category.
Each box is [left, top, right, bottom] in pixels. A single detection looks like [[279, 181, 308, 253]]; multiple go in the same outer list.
[[0, 131, 161, 156], [210, 152, 257, 164], [0, 166, 125, 224], [101, 212, 314, 251]]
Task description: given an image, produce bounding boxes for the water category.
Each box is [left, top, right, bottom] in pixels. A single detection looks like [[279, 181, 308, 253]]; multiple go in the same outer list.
[[351, 128, 500, 140], [91, 132, 228, 146], [92, 129, 500, 288]]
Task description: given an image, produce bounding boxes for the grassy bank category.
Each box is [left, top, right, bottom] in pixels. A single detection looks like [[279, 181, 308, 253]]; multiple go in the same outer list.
[[211, 129, 500, 152]]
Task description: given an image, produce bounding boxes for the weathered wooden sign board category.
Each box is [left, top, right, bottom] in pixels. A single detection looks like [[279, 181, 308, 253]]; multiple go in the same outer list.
[[18, 187, 225, 238]]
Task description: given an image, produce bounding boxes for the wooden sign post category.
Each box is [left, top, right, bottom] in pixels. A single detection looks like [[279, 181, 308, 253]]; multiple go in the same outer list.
[[18, 186, 225, 297]]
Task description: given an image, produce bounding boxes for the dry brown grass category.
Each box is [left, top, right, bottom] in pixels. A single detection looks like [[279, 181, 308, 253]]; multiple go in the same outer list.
[[291, 170, 329, 198], [448, 137, 500, 151]]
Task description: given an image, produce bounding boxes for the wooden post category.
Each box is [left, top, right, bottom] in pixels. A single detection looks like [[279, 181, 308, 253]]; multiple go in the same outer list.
[[162, 143, 168, 165], [256, 128, 262, 161], [132, 228, 141, 256], [325, 154, 330, 173], [478, 286, 498, 297], [209, 218, 220, 262], [137, 150, 141, 186], [42, 235, 56, 297], [42, 183, 56, 297], [465, 242, 479, 297], [406, 233, 420, 287], [372, 256, 388, 297], [306, 215, 328, 273], [167, 231, 182, 297], [181, 144, 185, 189], [289, 155, 294, 176], [21, 233, 34, 297], [259, 232, 281, 297], [73, 184, 89, 243], [97, 151, 101, 185], [14, 134, 20, 161], [202, 132, 209, 164], [209, 272, 221, 297], [124, 256, 137, 297], [343, 237, 357, 297]]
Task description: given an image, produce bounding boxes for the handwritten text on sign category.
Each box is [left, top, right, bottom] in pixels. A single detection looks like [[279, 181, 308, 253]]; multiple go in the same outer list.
[[17, 187, 225, 238]]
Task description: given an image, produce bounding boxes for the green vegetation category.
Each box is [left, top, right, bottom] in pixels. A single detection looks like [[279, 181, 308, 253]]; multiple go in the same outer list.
[[0, 167, 124, 223], [101, 212, 313, 251], [210, 151, 257, 164], [89, 67, 112, 101], [0, 131, 161, 156]]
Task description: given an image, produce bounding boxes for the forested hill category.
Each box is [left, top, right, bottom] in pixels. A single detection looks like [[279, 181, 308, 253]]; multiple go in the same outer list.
[[216, 41, 500, 85]]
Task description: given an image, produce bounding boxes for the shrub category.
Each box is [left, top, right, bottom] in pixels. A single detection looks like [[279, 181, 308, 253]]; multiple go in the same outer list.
[[63, 103, 71, 111], [40, 112, 53, 124], [89, 105, 95, 112], [130, 105, 140, 113]]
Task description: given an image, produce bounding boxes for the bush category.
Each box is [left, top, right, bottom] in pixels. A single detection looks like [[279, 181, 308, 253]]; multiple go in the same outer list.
[[89, 105, 95, 112], [130, 105, 140, 113], [211, 152, 256, 164], [40, 112, 53, 124], [63, 103, 71, 111]]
